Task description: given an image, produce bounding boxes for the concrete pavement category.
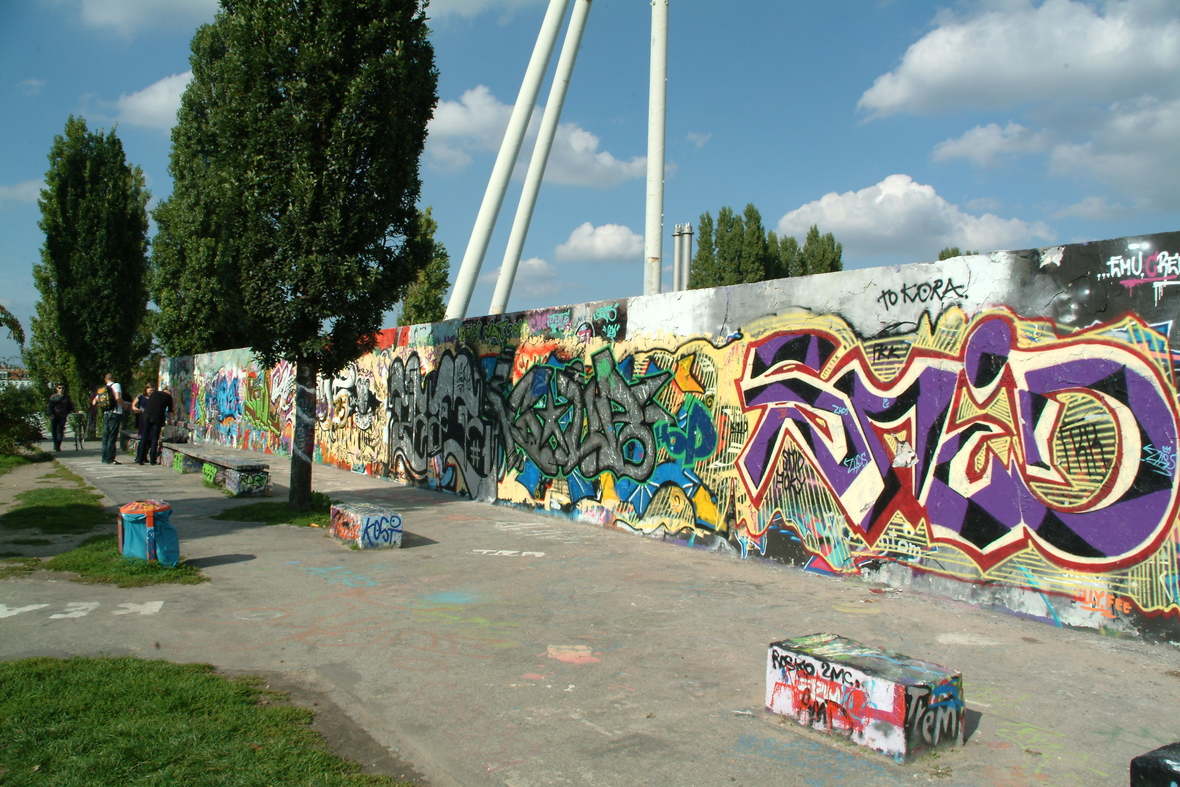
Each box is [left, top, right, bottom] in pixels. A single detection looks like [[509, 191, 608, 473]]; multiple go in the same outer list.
[[3, 442, 1179, 786]]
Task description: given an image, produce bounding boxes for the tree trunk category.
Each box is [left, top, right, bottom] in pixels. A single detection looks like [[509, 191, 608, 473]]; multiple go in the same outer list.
[[289, 358, 317, 511]]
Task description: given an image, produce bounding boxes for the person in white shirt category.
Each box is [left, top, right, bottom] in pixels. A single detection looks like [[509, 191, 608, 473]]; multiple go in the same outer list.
[[94, 372, 125, 465]]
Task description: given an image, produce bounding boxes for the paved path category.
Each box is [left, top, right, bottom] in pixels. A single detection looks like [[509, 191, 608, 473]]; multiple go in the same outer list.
[[2, 442, 1179, 786]]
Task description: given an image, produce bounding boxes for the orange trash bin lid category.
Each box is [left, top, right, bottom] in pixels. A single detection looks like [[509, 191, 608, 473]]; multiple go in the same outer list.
[[119, 500, 171, 515]]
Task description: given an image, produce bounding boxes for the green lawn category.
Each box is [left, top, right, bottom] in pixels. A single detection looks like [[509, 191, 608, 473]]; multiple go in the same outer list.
[[43, 535, 207, 588], [212, 491, 335, 528], [0, 464, 109, 536], [0, 656, 413, 786]]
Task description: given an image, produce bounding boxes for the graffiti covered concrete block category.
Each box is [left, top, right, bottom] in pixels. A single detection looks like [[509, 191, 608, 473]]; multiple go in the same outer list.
[[330, 502, 402, 549], [223, 469, 270, 496], [158, 445, 175, 468], [178, 453, 203, 474], [1131, 742, 1180, 786], [766, 633, 963, 763]]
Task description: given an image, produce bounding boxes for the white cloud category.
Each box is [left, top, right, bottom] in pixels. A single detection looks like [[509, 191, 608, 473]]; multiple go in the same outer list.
[[479, 256, 565, 299], [933, 122, 1054, 167], [776, 174, 1056, 258], [1048, 96, 1180, 209], [426, 85, 645, 188], [428, 0, 546, 19], [68, 0, 219, 36], [19, 79, 45, 97], [554, 222, 643, 262], [0, 180, 42, 206], [859, 0, 1180, 117], [1053, 195, 1128, 220], [115, 72, 191, 131], [686, 132, 711, 149]]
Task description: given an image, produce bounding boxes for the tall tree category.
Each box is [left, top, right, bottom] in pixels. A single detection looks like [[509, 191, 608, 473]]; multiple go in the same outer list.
[[739, 203, 771, 283], [688, 212, 716, 289], [176, 0, 437, 509], [31, 116, 149, 400], [799, 224, 843, 275], [767, 231, 800, 280], [714, 206, 744, 287], [398, 208, 450, 326]]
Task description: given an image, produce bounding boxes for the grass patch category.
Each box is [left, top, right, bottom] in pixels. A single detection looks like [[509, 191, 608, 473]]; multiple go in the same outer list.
[[0, 556, 40, 579], [0, 656, 413, 786], [0, 486, 109, 535], [0, 452, 52, 476], [39, 463, 89, 485], [212, 491, 334, 528], [42, 535, 207, 588]]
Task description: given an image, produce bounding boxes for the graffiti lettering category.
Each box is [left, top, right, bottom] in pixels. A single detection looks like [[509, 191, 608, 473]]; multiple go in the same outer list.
[[877, 278, 968, 312]]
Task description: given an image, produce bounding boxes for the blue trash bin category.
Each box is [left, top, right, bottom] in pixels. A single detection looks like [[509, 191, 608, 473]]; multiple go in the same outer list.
[[118, 500, 179, 567]]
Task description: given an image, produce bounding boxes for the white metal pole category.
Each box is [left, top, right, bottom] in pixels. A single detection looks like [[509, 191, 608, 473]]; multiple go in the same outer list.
[[490, 0, 593, 315], [682, 222, 693, 290], [445, 0, 572, 320], [673, 225, 684, 291], [644, 0, 668, 297]]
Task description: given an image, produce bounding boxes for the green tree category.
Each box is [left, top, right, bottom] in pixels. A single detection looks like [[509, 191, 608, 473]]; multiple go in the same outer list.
[[767, 231, 800, 279], [799, 224, 843, 275], [713, 206, 744, 287], [25, 263, 71, 401], [32, 116, 149, 402], [175, 0, 437, 509], [739, 203, 771, 283], [938, 246, 978, 260], [688, 212, 716, 289], [398, 208, 450, 327], [150, 195, 251, 357]]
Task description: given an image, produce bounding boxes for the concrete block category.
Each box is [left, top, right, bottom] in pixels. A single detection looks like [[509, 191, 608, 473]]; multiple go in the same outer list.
[[1131, 742, 1180, 786], [766, 633, 963, 763], [224, 469, 270, 496], [178, 453, 203, 474], [330, 502, 403, 549], [201, 461, 226, 487], [159, 446, 175, 468]]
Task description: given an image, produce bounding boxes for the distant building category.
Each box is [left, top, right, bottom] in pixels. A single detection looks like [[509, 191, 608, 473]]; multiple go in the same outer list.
[[0, 365, 33, 389]]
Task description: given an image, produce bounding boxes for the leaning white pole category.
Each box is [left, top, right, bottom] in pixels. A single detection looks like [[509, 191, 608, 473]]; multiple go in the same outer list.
[[644, 0, 668, 297], [445, 0, 573, 320], [490, 0, 593, 315]]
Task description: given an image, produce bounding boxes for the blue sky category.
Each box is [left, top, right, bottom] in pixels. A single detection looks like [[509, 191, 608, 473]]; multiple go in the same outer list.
[[2, 0, 1179, 361]]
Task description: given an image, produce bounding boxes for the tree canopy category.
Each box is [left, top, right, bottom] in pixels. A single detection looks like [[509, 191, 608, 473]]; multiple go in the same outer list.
[[29, 116, 149, 399], [166, 0, 437, 508], [689, 203, 841, 289], [398, 208, 450, 327], [938, 246, 979, 260]]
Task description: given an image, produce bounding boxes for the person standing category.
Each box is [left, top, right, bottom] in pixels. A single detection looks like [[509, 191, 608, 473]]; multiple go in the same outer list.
[[136, 384, 173, 465], [47, 384, 74, 452], [132, 384, 153, 438], [94, 373, 124, 465]]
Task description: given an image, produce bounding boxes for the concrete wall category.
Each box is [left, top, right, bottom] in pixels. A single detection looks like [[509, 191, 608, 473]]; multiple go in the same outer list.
[[162, 231, 1180, 641]]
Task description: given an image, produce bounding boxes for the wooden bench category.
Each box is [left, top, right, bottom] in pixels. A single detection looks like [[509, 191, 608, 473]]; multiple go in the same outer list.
[[158, 442, 271, 496], [766, 633, 963, 763], [330, 502, 403, 549]]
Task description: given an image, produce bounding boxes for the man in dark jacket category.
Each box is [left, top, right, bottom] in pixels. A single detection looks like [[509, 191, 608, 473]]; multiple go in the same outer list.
[[47, 384, 74, 452], [135, 385, 174, 465]]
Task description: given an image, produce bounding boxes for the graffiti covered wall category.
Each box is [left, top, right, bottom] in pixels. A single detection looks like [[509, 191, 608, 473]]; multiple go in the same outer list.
[[162, 232, 1180, 641]]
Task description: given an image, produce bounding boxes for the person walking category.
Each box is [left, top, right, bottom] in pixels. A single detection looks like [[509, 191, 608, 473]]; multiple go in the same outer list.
[[47, 384, 74, 452], [93, 373, 124, 465], [135, 384, 173, 465]]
